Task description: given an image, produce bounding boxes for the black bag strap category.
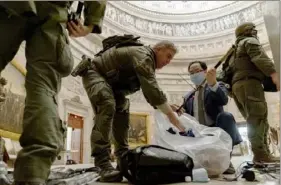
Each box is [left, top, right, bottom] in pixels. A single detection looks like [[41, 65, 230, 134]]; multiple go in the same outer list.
[[119, 151, 137, 184], [138, 145, 178, 152]]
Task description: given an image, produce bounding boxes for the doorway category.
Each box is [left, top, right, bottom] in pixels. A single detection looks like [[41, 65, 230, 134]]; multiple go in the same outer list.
[[66, 113, 84, 164]]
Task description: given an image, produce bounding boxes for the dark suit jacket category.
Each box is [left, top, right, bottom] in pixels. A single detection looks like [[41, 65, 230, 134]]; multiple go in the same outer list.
[[183, 82, 228, 122]]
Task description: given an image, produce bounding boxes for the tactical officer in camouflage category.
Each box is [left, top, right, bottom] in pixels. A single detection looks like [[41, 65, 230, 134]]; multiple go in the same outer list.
[[82, 41, 186, 182], [232, 22, 280, 163], [0, 1, 106, 185]]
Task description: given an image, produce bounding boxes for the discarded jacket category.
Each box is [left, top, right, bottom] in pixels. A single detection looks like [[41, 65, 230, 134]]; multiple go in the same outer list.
[[5, 166, 100, 185], [47, 166, 100, 185]]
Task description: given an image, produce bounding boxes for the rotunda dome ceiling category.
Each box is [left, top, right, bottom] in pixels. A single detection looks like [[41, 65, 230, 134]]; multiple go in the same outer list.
[[103, 1, 263, 41], [78, 1, 267, 61], [126, 1, 236, 15]]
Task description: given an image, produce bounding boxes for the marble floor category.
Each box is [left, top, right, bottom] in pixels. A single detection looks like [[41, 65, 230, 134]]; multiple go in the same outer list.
[[50, 155, 279, 185], [93, 181, 279, 185]]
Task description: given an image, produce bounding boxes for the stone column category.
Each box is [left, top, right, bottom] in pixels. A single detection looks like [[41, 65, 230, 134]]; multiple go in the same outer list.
[[263, 1, 280, 75]]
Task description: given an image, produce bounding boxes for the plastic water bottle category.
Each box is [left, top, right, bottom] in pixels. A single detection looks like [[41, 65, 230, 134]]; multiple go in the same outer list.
[[185, 176, 192, 182], [191, 168, 209, 182]]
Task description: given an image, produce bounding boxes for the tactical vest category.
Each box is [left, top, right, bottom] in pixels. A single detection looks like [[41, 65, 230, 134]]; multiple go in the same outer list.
[[231, 38, 265, 84], [93, 46, 156, 96]]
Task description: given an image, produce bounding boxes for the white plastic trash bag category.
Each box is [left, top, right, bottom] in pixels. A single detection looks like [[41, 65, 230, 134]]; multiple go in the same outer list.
[[152, 111, 232, 176]]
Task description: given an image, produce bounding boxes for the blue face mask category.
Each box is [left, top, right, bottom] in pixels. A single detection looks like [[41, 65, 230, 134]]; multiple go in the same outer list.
[[190, 71, 205, 85]]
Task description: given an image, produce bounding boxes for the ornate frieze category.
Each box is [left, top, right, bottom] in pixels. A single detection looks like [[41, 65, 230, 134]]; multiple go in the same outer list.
[[105, 2, 263, 37], [125, 1, 236, 15]]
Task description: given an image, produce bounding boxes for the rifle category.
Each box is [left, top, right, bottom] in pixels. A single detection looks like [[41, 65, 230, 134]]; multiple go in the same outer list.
[[176, 45, 236, 114]]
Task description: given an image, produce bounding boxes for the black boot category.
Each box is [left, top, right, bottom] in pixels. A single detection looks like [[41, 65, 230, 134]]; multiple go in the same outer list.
[[97, 162, 123, 182], [95, 156, 123, 182]]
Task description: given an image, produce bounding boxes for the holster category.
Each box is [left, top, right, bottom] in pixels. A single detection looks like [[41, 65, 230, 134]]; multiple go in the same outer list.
[[71, 56, 92, 77]]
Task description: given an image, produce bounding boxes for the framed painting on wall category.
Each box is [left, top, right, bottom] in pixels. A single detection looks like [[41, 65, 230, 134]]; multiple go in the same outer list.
[[0, 60, 26, 135], [109, 112, 151, 161], [128, 112, 151, 148]]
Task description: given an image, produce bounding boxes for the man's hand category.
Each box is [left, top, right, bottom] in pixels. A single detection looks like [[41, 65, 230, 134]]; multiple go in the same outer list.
[[166, 112, 185, 132], [170, 104, 185, 116], [206, 68, 217, 86], [271, 72, 280, 91], [67, 20, 94, 38]]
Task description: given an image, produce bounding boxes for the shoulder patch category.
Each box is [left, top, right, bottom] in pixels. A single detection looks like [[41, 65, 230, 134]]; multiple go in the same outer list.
[[244, 37, 260, 46]]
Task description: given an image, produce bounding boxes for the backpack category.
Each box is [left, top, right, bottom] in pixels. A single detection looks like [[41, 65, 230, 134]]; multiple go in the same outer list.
[[216, 44, 236, 92], [217, 43, 278, 93], [95, 34, 144, 57], [71, 34, 143, 77], [118, 145, 194, 185]]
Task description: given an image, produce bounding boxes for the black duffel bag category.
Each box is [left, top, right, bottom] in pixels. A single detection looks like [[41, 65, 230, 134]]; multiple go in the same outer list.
[[118, 145, 194, 185]]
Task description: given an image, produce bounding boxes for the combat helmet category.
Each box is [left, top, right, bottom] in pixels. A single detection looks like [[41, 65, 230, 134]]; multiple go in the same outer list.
[[235, 22, 256, 37]]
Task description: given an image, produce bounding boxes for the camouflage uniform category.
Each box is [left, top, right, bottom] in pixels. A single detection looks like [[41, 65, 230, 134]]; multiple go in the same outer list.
[[231, 23, 279, 162], [82, 46, 167, 181], [0, 1, 106, 184]]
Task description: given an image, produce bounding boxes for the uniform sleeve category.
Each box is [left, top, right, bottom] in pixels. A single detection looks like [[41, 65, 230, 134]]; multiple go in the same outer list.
[[83, 1, 107, 34], [245, 38, 276, 76], [133, 56, 167, 107]]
